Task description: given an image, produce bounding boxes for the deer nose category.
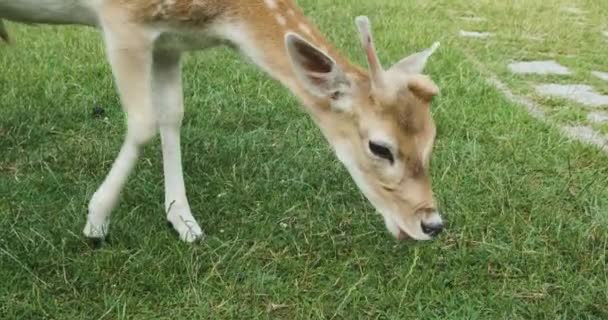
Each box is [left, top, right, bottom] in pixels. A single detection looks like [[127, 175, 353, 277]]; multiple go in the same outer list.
[[421, 221, 443, 237]]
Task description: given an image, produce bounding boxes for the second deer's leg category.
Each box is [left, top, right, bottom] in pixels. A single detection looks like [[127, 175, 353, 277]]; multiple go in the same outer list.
[[152, 50, 204, 242]]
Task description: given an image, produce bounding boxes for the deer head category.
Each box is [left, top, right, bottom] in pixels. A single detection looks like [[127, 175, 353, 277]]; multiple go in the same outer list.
[[285, 16, 443, 240]]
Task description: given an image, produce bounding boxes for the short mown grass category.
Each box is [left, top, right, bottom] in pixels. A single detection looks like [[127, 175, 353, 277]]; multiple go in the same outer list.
[[1, 0, 607, 318], [450, 0, 608, 133]]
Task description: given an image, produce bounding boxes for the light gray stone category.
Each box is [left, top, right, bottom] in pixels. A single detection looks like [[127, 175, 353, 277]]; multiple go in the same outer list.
[[592, 71, 608, 82], [587, 111, 608, 123], [508, 60, 571, 75], [459, 30, 493, 38], [561, 6, 585, 15], [535, 84, 608, 107], [561, 126, 608, 152]]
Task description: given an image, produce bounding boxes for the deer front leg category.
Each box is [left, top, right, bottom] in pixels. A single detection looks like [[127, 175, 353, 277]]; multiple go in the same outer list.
[[152, 50, 204, 242], [83, 22, 157, 240]]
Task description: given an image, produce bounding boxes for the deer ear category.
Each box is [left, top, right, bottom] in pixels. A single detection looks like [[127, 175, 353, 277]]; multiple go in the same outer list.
[[285, 32, 350, 100], [389, 42, 440, 75]]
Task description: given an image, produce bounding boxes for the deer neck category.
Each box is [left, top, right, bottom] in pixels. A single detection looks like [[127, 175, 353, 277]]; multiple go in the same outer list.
[[215, 0, 363, 119]]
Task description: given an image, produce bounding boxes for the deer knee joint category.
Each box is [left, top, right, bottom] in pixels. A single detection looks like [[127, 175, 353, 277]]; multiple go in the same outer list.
[[127, 116, 157, 145]]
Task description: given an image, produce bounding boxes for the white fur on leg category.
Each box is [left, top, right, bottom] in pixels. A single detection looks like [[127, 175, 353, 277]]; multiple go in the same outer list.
[[166, 202, 204, 242], [84, 142, 140, 238], [82, 220, 110, 239], [153, 50, 204, 243], [83, 22, 157, 240], [161, 128, 204, 242]]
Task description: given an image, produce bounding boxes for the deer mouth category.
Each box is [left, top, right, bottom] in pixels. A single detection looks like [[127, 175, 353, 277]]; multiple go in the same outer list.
[[397, 228, 411, 240], [389, 216, 438, 241]]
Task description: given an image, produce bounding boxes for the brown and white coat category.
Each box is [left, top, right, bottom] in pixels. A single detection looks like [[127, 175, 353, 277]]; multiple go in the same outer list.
[[0, 0, 444, 243]]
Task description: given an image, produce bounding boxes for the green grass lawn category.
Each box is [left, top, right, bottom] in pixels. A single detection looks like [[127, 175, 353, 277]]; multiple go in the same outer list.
[[450, 0, 608, 134], [1, 0, 607, 318]]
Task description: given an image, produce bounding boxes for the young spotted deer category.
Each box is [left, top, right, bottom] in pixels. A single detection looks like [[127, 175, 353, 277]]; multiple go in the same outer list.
[[0, 0, 444, 243]]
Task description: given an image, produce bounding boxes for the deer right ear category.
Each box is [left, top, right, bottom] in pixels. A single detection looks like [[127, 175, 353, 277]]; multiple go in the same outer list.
[[285, 32, 351, 102]]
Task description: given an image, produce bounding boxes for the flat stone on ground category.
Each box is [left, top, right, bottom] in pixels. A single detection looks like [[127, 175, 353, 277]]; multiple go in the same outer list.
[[561, 126, 608, 152], [509, 60, 571, 75], [459, 30, 493, 38], [458, 16, 486, 22], [535, 84, 608, 107], [592, 71, 608, 82], [588, 111, 608, 123], [561, 6, 585, 14]]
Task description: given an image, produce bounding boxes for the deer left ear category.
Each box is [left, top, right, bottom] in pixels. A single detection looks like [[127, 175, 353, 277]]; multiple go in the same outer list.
[[389, 42, 440, 75], [285, 32, 351, 102]]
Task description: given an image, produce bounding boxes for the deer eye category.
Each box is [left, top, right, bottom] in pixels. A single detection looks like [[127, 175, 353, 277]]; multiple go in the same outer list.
[[368, 141, 394, 164]]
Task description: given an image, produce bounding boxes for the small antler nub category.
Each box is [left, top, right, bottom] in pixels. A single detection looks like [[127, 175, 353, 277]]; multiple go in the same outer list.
[[355, 16, 384, 89]]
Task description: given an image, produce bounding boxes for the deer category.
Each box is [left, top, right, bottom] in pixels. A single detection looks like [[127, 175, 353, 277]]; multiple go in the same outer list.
[[0, 0, 444, 244]]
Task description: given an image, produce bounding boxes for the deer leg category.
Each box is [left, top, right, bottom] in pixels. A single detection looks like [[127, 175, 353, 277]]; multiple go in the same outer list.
[[152, 50, 204, 242], [83, 21, 157, 240]]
